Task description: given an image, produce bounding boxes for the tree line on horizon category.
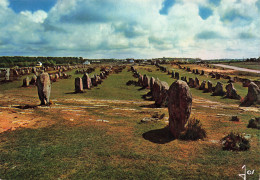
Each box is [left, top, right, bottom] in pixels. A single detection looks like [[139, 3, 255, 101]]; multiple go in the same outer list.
[[0, 56, 85, 68]]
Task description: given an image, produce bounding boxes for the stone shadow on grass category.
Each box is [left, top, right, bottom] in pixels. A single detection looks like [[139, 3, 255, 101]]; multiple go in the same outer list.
[[65, 91, 85, 94], [142, 126, 175, 144], [139, 104, 159, 108], [13, 105, 38, 109]]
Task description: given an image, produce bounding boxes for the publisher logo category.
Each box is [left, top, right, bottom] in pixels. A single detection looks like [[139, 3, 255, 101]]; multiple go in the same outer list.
[[239, 165, 255, 180]]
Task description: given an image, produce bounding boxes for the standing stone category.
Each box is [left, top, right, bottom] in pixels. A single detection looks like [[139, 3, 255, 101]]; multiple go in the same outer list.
[[225, 83, 241, 100], [201, 70, 204, 75], [188, 78, 195, 88], [32, 67, 37, 74], [13, 69, 19, 76], [171, 71, 174, 78], [4, 69, 10, 81], [143, 75, 150, 88], [82, 73, 91, 89], [55, 74, 59, 79], [75, 77, 83, 93], [216, 73, 221, 79], [175, 72, 179, 80], [152, 78, 161, 102], [168, 80, 192, 138], [91, 76, 97, 86], [195, 77, 200, 88], [36, 73, 51, 105], [241, 82, 260, 106], [199, 80, 206, 90], [150, 77, 155, 95], [207, 81, 213, 92], [30, 75, 37, 85], [242, 79, 251, 87], [195, 69, 199, 74], [213, 82, 225, 96], [155, 81, 169, 107], [138, 75, 144, 86], [23, 76, 30, 87]]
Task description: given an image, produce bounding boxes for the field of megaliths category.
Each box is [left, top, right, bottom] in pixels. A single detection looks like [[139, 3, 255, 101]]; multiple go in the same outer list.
[[0, 60, 259, 179]]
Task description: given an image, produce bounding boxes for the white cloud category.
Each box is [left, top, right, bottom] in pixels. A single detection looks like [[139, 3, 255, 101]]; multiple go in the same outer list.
[[21, 10, 48, 23], [0, 0, 9, 8], [0, 0, 259, 59]]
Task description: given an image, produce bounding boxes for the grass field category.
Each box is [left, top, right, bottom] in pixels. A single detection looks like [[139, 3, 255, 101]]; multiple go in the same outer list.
[[0, 65, 259, 179]]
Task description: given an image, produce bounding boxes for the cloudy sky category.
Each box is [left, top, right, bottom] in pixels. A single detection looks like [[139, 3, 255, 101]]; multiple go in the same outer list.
[[0, 0, 259, 59]]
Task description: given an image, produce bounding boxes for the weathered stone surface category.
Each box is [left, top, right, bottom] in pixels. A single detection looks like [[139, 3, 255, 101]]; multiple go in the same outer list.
[[30, 75, 37, 85], [82, 73, 91, 89], [152, 78, 161, 102], [168, 80, 192, 138], [155, 81, 169, 107], [150, 77, 155, 93], [143, 75, 150, 88], [207, 81, 213, 92], [13, 70, 19, 76], [55, 74, 59, 79], [199, 80, 206, 90], [23, 76, 30, 87], [91, 76, 97, 86], [175, 72, 179, 80], [138, 75, 143, 86], [36, 73, 51, 105], [188, 78, 195, 88], [241, 82, 260, 106], [242, 79, 251, 87], [216, 73, 221, 79], [75, 77, 83, 93], [225, 83, 241, 100], [171, 71, 174, 78], [195, 77, 200, 88], [227, 77, 235, 83], [4, 69, 10, 81], [213, 82, 225, 96]]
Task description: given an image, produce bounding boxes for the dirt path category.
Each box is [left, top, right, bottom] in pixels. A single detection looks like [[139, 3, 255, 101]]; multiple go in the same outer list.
[[213, 64, 260, 74]]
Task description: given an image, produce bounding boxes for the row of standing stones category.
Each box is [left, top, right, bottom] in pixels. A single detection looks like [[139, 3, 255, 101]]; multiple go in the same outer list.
[[131, 66, 192, 138], [74, 65, 126, 93], [2, 65, 76, 82], [23, 65, 125, 105], [131, 65, 259, 138], [157, 64, 260, 107]]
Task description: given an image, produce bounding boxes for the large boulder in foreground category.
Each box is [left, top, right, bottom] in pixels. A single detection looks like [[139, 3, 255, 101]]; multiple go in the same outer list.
[[36, 73, 51, 105], [241, 82, 260, 106], [168, 80, 192, 138]]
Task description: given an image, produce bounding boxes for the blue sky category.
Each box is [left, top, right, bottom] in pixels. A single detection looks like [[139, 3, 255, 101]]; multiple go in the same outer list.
[[9, 0, 57, 13], [0, 0, 259, 59]]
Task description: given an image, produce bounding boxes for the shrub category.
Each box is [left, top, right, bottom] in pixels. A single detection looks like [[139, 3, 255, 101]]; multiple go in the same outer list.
[[180, 118, 207, 141], [247, 117, 260, 129], [221, 132, 250, 151], [230, 116, 239, 122]]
